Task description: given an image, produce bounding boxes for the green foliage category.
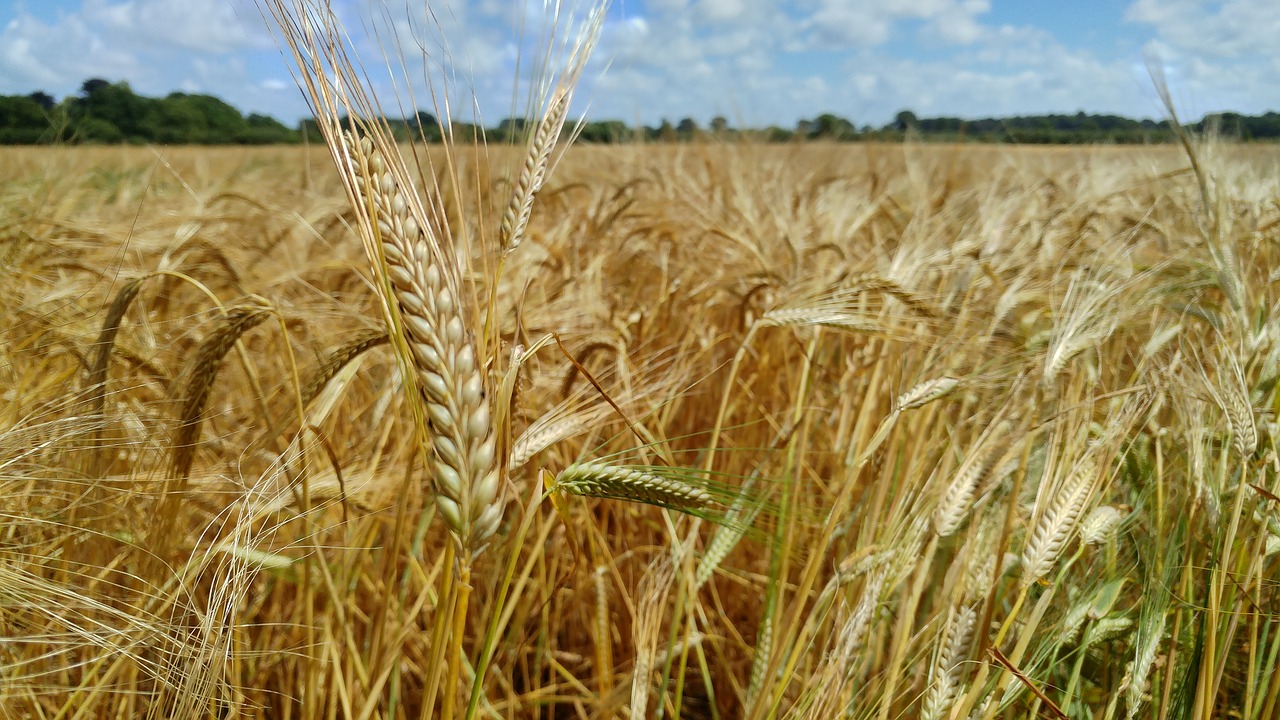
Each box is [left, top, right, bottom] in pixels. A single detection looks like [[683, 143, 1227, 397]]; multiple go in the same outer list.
[[0, 79, 305, 145], [0, 94, 55, 143], [2, 78, 1279, 146], [576, 119, 632, 143]]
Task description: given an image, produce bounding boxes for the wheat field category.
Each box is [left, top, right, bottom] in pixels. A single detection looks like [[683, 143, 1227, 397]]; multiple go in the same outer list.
[[3, 122, 1280, 720]]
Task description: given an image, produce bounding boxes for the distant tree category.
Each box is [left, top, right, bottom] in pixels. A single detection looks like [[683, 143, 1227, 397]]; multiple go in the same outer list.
[[27, 91, 55, 112], [812, 113, 856, 140], [0, 95, 53, 143], [69, 81, 152, 141], [795, 118, 815, 137], [80, 78, 112, 97], [146, 95, 208, 142], [242, 113, 296, 143], [297, 118, 323, 143], [410, 110, 438, 130], [676, 117, 698, 138], [75, 116, 125, 143], [710, 116, 729, 134], [893, 110, 918, 132], [578, 120, 629, 143], [764, 125, 793, 142], [450, 120, 484, 142], [657, 118, 676, 142], [496, 116, 529, 142]]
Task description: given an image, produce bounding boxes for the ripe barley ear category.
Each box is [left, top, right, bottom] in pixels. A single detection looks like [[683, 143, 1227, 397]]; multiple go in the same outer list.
[[345, 134, 502, 557]]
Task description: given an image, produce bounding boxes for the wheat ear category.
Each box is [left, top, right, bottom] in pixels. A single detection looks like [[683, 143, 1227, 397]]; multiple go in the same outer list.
[[500, 86, 569, 254], [1020, 454, 1099, 586], [345, 134, 501, 555], [897, 376, 961, 412], [921, 605, 977, 720], [1221, 360, 1257, 459], [85, 277, 145, 418], [171, 303, 272, 482], [552, 462, 714, 510]]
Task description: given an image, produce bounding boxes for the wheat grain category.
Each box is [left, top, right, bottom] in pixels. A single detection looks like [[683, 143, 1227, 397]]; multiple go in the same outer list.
[[745, 611, 773, 710], [85, 277, 145, 418], [760, 307, 880, 332], [1222, 376, 1257, 459], [1125, 612, 1166, 719], [934, 428, 1007, 538], [300, 329, 388, 410], [509, 416, 586, 471]]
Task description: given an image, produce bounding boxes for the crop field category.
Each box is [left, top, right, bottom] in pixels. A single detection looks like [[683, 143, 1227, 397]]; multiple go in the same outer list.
[[3, 132, 1280, 720]]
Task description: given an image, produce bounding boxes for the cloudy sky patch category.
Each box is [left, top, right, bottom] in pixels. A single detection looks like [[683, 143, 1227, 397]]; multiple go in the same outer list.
[[0, 0, 1275, 128]]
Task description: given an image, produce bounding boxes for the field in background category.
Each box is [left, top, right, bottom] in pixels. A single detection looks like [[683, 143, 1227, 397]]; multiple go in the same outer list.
[[3, 141, 1280, 719]]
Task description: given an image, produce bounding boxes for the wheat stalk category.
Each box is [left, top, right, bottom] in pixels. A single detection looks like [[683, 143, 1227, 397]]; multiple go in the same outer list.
[[933, 424, 1008, 538], [1221, 365, 1257, 460], [630, 558, 674, 718], [85, 276, 146, 418], [695, 475, 763, 588], [299, 329, 388, 410]]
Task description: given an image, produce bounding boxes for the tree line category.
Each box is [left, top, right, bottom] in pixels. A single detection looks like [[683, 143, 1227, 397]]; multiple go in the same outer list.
[[3, 78, 1279, 146]]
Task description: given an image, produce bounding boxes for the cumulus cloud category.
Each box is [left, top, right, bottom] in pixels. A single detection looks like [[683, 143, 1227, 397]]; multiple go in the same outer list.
[[1126, 0, 1280, 117], [1126, 0, 1280, 58], [801, 0, 993, 49], [83, 0, 268, 54], [1, 10, 142, 93], [1, 0, 1277, 130], [0, 0, 323, 125]]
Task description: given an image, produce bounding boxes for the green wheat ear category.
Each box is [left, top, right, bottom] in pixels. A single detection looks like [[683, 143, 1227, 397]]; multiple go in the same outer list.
[[549, 460, 772, 523]]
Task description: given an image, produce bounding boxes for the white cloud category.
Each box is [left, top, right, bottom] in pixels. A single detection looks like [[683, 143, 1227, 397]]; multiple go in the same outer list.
[[801, 0, 992, 49], [0, 9, 142, 94], [1127, 0, 1280, 58], [83, 0, 267, 54], [2, 0, 1276, 132], [1125, 0, 1280, 118]]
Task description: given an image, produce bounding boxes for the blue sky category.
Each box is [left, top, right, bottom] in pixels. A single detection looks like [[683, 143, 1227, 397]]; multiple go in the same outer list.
[[2, 1, 1277, 129]]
